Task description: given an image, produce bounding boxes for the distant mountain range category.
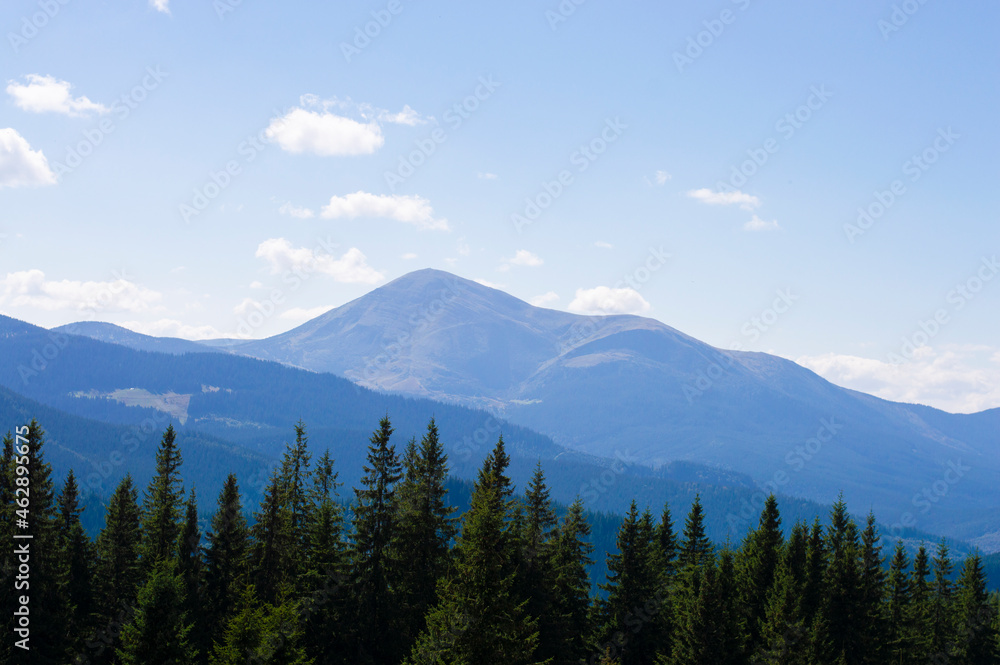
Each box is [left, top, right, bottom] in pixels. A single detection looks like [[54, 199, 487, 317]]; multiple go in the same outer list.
[[2, 311, 861, 551], [37, 269, 1000, 548]]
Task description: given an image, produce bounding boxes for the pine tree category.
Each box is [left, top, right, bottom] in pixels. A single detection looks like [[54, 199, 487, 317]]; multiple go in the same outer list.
[[58, 470, 96, 654], [140, 424, 185, 567], [951, 553, 998, 665], [92, 474, 143, 664], [737, 494, 784, 659], [406, 438, 540, 665], [352, 415, 403, 664], [204, 474, 250, 642], [651, 502, 679, 659], [548, 498, 594, 665], [117, 560, 197, 665], [393, 418, 458, 654], [885, 540, 914, 664]]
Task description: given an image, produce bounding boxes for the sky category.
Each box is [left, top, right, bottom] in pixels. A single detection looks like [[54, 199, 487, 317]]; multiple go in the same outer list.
[[1, 0, 998, 414]]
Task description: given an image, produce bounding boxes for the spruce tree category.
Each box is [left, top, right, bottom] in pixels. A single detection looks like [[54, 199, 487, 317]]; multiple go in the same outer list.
[[352, 415, 403, 664], [737, 494, 784, 659], [279, 420, 313, 583], [885, 540, 914, 664], [393, 418, 458, 654], [92, 474, 143, 664], [758, 522, 810, 665], [301, 450, 352, 665], [13, 420, 70, 663], [858, 512, 887, 664], [929, 540, 956, 659], [520, 462, 561, 664], [204, 474, 250, 641], [406, 436, 540, 664], [951, 553, 998, 665], [548, 498, 594, 665], [177, 488, 206, 662], [597, 501, 661, 665], [909, 544, 933, 660], [209, 585, 312, 665], [251, 469, 291, 604], [58, 470, 96, 655], [117, 560, 197, 665], [140, 424, 185, 567], [679, 495, 711, 570], [822, 496, 862, 664]]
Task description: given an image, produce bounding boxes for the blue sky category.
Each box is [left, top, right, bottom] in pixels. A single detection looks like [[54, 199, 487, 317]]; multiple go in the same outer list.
[[1, 0, 998, 413]]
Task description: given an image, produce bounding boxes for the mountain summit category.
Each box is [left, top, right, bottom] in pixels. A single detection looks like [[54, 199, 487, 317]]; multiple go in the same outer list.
[[59, 269, 1000, 544]]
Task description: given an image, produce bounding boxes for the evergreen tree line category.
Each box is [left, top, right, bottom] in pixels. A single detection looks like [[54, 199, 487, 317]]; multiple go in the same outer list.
[[2, 417, 999, 665]]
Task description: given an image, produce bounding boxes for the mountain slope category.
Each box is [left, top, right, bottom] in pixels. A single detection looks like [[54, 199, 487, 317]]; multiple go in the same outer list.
[[218, 270, 1000, 542]]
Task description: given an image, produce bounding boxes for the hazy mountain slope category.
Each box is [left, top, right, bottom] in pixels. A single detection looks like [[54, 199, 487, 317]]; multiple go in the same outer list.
[[51, 321, 227, 355], [207, 270, 1000, 542]]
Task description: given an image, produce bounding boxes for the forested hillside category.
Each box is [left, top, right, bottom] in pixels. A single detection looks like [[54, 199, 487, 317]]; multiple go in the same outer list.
[[2, 418, 997, 664]]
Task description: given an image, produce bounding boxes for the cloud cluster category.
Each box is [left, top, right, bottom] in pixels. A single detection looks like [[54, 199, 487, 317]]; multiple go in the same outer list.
[[568, 286, 651, 316], [266, 96, 427, 157], [0, 128, 56, 188], [255, 238, 384, 284], [499, 249, 543, 271], [744, 214, 780, 232], [0, 269, 161, 312], [687, 187, 761, 210], [796, 345, 1000, 414], [7, 75, 108, 117], [120, 319, 224, 340], [320, 191, 448, 230]]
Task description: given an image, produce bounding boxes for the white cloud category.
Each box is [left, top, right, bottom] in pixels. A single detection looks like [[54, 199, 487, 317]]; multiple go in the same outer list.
[[279, 202, 315, 219], [795, 345, 1000, 414], [457, 239, 471, 256], [530, 291, 559, 307], [0, 128, 56, 188], [249, 281, 264, 289], [474, 279, 505, 289], [401, 253, 418, 260], [477, 172, 498, 180], [320, 191, 448, 231], [568, 286, 651, 316], [378, 104, 428, 126], [645, 170, 672, 186], [280, 305, 332, 322], [594, 241, 614, 249], [150, 0, 170, 13], [688, 188, 761, 210], [500, 249, 543, 271], [255, 238, 384, 284], [0, 269, 161, 312], [744, 214, 780, 232], [7, 75, 108, 117], [120, 319, 223, 340], [265, 108, 383, 156]]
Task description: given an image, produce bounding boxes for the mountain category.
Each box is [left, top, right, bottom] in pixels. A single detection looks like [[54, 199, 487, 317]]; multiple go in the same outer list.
[[52, 321, 227, 356], [4, 311, 853, 547], [174, 269, 999, 544]]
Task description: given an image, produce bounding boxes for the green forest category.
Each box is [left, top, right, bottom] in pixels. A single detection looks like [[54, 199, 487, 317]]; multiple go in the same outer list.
[[2, 418, 999, 665]]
